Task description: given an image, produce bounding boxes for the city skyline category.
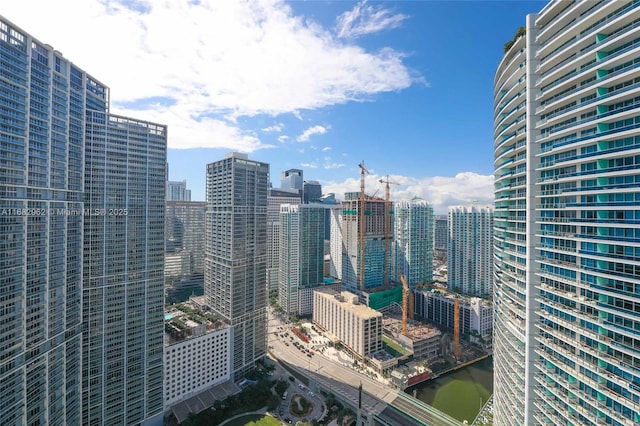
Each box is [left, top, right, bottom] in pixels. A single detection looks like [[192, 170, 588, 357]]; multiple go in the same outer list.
[[3, 0, 545, 214]]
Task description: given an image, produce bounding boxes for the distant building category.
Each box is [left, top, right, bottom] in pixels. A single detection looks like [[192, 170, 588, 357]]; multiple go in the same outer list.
[[313, 290, 382, 358], [393, 200, 434, 287], [205, 152, 268, 378], [303, 180, 322, 204], [433, 215, 448, 260], [163, 306, 231, 410], [281, 168, 304, 198], [278, 204, 326, 316], [167, 180, 192, 201], [447, 205, 494, 297], [166, 201, 206, 277], [267, 188, 301, 298], [413, 289, 493, 341]]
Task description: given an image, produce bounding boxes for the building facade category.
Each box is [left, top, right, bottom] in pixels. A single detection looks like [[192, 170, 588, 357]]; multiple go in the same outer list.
[[0, 16, 166, 426], [393, 200, 434, 287], [167, 180, 191, 201], [494, 2, 640, 424], [303, 180, 322, 204], [165, 201, 206, 277], [278, 204, 326, 316], [447, 205, 494, 297], [83, 112, 166, 426], [204, 152, 268, 379], [267, 188, 301, 298], [163, 310, 231, 409], [313, 290, 383, 358]]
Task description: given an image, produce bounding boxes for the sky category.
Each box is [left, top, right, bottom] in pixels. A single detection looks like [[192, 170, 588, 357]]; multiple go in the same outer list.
[[4, 0, 545, 214]]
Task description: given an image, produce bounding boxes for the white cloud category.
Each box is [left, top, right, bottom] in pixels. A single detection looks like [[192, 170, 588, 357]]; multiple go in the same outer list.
[[323, 172, 494, 214], [336, 0, 409, 39], [3, 0, 416, 150], [278, 135, 290, 142], [300, 162, 319, 169], [262, 123, 284, 133], [322, 147, 332, 152], [297, 125, 328, 142]]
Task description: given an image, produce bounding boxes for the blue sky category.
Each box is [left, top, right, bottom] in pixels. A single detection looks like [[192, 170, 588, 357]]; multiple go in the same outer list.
[[5, 0, 545, 213]]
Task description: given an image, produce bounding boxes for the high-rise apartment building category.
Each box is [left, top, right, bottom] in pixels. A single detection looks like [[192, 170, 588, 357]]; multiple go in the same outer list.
[[0, 16, 166, 426], [165, 200, 206, 277], [204, 152, 268, 378], [447, 205, 493, 297], [83, 112, 166, 425], [278, 204, 326, 316], [267, 188, 301, 298], [393, 200, 434, 287], [167, 180, 191, 201], [494, 2, 640, 425]]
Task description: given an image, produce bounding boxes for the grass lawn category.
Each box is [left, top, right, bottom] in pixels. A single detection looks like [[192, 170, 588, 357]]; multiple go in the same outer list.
[[431, 379, 490, 423], [382, 335, 409, 357], [222, 414, 280, 426], [246, 415, 282, 426]]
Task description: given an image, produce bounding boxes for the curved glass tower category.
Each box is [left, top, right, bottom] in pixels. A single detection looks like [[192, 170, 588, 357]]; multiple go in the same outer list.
[[495, 1, 640, 425]]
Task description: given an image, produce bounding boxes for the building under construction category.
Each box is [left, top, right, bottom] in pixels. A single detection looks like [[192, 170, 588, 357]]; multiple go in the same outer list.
[[340, 191, 389, 293]]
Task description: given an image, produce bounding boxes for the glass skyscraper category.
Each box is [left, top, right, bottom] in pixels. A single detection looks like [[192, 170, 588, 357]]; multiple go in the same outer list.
[[278, 204, 326, 316], [494, 1, 640, 424], [205, 152, 268, 378], [0, 16, 166, 426]]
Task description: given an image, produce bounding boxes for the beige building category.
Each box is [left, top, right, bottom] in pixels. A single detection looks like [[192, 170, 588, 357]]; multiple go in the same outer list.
[[313, 289, 382, 358]]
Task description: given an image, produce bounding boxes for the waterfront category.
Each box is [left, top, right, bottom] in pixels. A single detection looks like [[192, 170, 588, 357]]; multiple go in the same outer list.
[[408, 356, 493, 423]]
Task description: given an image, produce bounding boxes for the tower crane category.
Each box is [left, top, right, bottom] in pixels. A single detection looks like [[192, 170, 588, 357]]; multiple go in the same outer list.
[[379, 175, 400, 287], [358, 162, 370, 293]]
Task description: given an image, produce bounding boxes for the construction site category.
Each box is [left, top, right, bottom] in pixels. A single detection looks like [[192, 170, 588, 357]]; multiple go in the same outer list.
[[321, 161, 491, 389]]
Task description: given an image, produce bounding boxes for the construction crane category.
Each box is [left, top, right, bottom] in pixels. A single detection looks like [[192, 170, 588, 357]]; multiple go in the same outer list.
[[358, 161, 370, 293], [379, 175, 400, 287], [454, 298, 460, 360], [400, 274, 409, 336]]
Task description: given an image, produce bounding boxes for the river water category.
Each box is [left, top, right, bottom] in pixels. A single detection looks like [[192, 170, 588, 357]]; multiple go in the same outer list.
[[407, 356, 493, 423]]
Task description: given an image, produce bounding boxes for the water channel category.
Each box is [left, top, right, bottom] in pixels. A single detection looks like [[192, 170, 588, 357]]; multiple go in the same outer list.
[[407, 356, 493, 423]]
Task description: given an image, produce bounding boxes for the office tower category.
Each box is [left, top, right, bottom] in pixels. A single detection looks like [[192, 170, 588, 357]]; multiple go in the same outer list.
[[393, 200, 434, 287], [165, 201, 206, 277], [340, 192, 387, 293], [205, 152, 268, 378], [167, 180, 191, 201], [447, 205, 493, 297], [303, 179, 322, 204], [494, 2, 640, 425], [434, 215, 448, 260], [84, 112, 166, 425], [0, 17, 166, 426], [280, 168, 303, 198], [267, 188, 301, 298], [278, 204, 326, 316]]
